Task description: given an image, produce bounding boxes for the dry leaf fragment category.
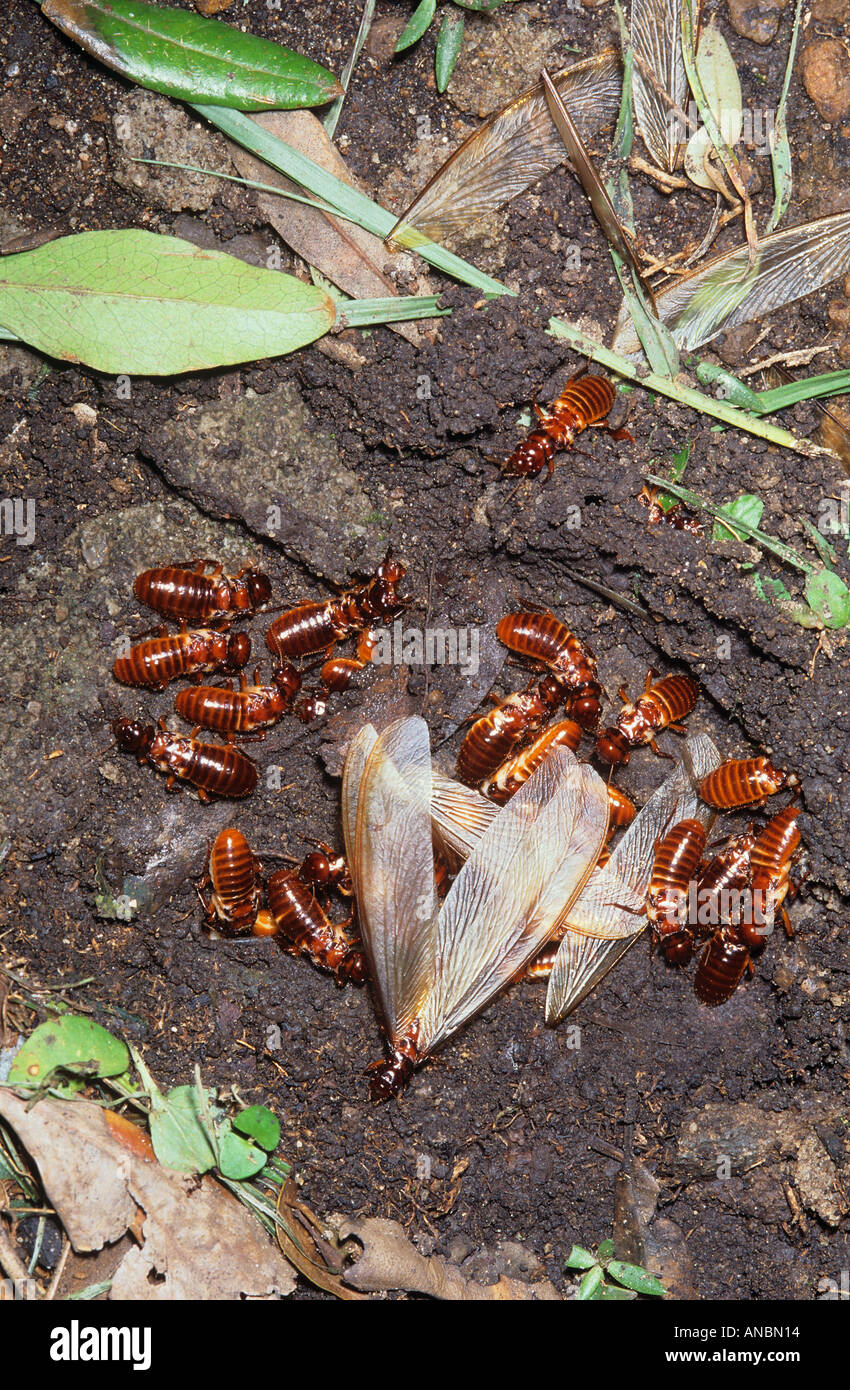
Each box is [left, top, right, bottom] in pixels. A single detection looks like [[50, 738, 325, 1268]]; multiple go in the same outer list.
[[338, 1217, 561, 1300], [0, 1092, 296, 1300], [232, 110, 435, 347]]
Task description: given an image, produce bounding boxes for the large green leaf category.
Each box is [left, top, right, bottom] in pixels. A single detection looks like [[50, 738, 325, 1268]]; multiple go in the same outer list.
[[0, 230, 336, 374], [8, 1016, 129, 1088], [41, 0, 342, 110]]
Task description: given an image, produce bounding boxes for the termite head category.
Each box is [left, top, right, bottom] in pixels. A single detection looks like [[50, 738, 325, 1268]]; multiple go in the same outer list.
[[113, 717, 153, 755], [244, 569, 273, 609], [225, 632, 252, 671], [570, 683, 602, 730], [273, 661, 302, 701], [662, 931, 694, 966], [376, 554, 405, 587], [300, 850, 333, 888], [596, 727, 630, 765]]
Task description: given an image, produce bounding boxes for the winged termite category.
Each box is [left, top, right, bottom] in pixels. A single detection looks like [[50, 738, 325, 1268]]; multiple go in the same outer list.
[[342, 717, 610, 1099], [632, 0, 699, 174], [544, 732, 723, 1024], [387, 50, 622, 250], [612, 211, 850, 360]]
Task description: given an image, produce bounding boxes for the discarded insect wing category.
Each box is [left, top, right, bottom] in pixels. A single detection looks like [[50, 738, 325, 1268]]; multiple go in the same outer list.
[[544, 732, 723, 1024], [632, 0, 698, 174], [343, 717, 609, 1090], [430, 765, 500, 871], [388, 50, 622, 249], [612, 211, 850, 360]]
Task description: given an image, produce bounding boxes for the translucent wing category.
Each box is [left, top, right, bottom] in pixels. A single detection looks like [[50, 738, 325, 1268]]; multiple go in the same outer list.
[[544, 733, 723, 1025], [388, 50, 622, 249], [612, 212, 850, 360], [422, 754, 609, 1053], [632, 0, 693, 174], [341, 722, 377, 859], [431, 764, 507, 869], [349, 718, 439, 1041]]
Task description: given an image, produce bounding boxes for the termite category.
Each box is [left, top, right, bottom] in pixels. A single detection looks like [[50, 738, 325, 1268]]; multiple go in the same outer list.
[[502, 375, 629, 478], [455, 676, 563, 787], [201, 828, 262, 935], [113, 625, 250, 691], [637, 485, 704, 536], [698, 757, 799, 811], [112, 717, 258, 801], [742, 806, 805, 943], [596, 671, 700, 766], [134, 561, 271, 623], [480, 718, 583, 803], [693, 926, 753, 1006], [266, 857, 366, 984], [496, 609, 602, 729], [647, 818, 707, 965], [174, 665, 300, 737], [265, 556, 405, 662]]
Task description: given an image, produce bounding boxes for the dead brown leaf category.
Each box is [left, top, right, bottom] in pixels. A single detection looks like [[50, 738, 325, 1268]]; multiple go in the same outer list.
[[232, 110, 436, 347], [0, 1092, 296, 1300], [338, 1217, 561, 1300]]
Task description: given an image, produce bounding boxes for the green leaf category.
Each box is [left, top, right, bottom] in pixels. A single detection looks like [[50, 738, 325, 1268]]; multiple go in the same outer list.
[[712, 494, 764, 543], [803, 518, 838, 566], [435, 11, 465, 92], [42, 0, 342, 110], [767, 0, 803, 233], [395, 0, 437, 53], [596, 1280, 638, 1300], [805, 569, 850, 629], [596, 1239, 616, 1261], [150, 1085, 218, 1175], [565, 1244, 598, 1270], [577, 1265, 605, 1299], [232, 1105, 280, 1152], [131, 1050, 218, 1175], [8, 1016, 129, 1088], [653, 442, 692, 509], [608, 1260, 668, 1295], [0, 230, 335, 375], [217, 1124, 268, 1180], [683, 25, 742, 191]]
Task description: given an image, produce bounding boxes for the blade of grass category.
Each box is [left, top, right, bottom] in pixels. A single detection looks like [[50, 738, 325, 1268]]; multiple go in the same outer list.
[[191, 103, 510, 296], [548, 316, 829, 456], [766, 0, 803, 234], [324, 0, 376, 138], [643, 473, 817, 571], [338, 294, 447, 325]]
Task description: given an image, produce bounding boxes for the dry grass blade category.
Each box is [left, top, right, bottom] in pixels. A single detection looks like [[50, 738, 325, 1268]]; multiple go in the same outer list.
[[540, 68, 655, 311], [275, 1179, 368, 1300], [632, 0, 699, 173], [388, 50, 622, 248], [612, 211, 850, 359]]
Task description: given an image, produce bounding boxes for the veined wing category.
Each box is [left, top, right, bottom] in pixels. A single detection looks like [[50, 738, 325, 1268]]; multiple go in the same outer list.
[[423, 754, 609, 1053], [545, 733, 723, 1024], [388, 50, 622, 249], [348, 717, 439, 1041], [431, 764, 503, 869], [612, 212, 850, 360], [632, 0, 694, 174], [341, 722, 378, 860]]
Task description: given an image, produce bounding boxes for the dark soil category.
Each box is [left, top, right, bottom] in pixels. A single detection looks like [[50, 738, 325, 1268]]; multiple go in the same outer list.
[[1, 0, 848, 1301]]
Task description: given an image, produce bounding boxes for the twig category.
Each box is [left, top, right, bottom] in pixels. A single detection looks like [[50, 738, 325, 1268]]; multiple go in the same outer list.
[[46, 1238, 71, 1300], [0, 1220, 31, 1284]]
